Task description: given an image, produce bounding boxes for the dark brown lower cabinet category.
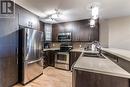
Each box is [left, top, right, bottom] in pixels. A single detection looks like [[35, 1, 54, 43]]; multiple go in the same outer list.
[[45, 51, 56, 67], [69, 52, 81, 70], [0, 56, 18, 87], [73, 69, 129, 87]]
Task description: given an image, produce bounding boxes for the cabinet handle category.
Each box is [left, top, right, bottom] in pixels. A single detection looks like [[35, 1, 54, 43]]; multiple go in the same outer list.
[[75, 53, 76, 57], [113, 58, 118, 62], [16, 48, 18, 65]]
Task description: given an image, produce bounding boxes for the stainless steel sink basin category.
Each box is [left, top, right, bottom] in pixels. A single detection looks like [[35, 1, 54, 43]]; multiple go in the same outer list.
[[82, 53, 105, 59]]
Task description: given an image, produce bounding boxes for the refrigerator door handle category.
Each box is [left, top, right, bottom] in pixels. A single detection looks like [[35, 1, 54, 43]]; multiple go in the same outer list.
[[25, 32, 28, 56], [25, 31, 28, 61]]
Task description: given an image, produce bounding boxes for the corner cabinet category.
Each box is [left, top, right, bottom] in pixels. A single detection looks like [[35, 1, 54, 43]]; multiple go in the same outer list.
[[73, 69, 129, 87]]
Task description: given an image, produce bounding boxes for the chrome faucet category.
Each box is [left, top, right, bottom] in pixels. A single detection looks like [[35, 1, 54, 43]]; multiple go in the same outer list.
[[84, 41, 101, 51]]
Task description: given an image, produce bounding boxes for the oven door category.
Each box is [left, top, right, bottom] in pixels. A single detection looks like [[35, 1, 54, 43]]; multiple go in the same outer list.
[[55, 52, 69, 64]]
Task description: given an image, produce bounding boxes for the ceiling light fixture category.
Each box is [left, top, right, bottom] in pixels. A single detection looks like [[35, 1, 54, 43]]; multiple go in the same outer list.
[[41, 9, 61, 23], [91, 6, 99, 19], [49, 9, 61, 21], [88, 2, 99, 28], [90, 19, 95, 28]]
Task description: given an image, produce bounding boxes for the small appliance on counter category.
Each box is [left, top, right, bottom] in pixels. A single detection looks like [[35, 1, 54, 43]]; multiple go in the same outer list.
[[55, 42, 73, 70]]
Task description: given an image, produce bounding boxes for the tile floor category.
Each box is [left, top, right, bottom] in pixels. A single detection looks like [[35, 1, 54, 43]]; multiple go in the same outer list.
[[13, 67, 72, 87]]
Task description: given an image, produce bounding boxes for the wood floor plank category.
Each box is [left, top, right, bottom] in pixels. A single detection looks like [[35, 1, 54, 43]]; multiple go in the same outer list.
[[13, 67, 72, 87]]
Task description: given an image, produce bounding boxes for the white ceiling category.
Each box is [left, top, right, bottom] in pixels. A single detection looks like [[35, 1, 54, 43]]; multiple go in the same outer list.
[[15, 0, 130, 23]]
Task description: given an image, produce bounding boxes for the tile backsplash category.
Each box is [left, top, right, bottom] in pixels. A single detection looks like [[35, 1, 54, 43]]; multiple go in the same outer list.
[[50, 42, 61, 48], [72, 42, 88, 49], [49, 42, 91, 49]]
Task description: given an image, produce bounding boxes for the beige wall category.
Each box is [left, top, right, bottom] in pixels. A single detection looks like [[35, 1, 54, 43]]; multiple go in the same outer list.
[[108, 16, 130, 50], [99, 19, 109, 48], [100, 16, 130, 50]]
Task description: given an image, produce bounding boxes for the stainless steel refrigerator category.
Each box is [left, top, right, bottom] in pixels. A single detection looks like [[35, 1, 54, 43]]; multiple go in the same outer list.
[[18, 26, 43, 84]]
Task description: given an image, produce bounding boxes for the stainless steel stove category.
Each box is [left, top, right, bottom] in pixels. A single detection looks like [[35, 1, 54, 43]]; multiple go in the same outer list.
[[55, 43, 72, 70]]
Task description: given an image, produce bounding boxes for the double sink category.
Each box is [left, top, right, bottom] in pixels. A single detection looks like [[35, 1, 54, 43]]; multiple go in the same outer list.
[[82, 52, 105, 59]]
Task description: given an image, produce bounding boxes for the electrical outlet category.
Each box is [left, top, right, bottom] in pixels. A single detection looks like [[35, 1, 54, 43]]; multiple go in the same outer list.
[[79, 45, 82, 48], [53, 44, 55, 47]]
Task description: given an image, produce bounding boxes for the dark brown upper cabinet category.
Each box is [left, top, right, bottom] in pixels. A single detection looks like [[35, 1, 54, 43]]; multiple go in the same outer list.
[[52, 23, 65, 42], [52, 19, 99, 42], [52, 24, 60, 41], [18, 6, 40, 29]]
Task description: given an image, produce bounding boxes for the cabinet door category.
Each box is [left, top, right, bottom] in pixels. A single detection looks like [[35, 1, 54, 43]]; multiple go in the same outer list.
[[18, 6, 39, 29], [0, 4, 19, 87], [46, 51, 55, 67], [46, 51, 51, 66], [64, 22, 73, 33], [72, 20, 99, 42], [52, 23, 66, 41], [73, 70, 129, 87], [72, 22, 80, 41], [49, 51, 55, 67], [79, 20, 90, 41], [40, 21, 44, 32], [70, 52, 81, 69], [73, 70, 96, 87], [90, 25, 99, 41], [76, 52, 81, 58], [70, 52, 75, 69], [52, 24, 59, 41]]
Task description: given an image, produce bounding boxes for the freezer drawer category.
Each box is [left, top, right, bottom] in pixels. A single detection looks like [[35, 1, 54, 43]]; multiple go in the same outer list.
[[22, 59, 43, 84]]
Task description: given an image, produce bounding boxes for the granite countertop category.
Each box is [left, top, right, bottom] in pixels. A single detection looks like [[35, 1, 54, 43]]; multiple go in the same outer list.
[[44, 48, 99, 53], [70, 48, 84, 52], [102, 48, 130, 62], [43, 48, 60, 51], [70, 48, 99, 53], [73, 52, 130, 79], [43, 48, 83, 52]]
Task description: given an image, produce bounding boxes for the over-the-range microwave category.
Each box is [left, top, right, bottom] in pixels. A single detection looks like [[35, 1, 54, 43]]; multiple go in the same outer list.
[[58, 32, 72, 42]]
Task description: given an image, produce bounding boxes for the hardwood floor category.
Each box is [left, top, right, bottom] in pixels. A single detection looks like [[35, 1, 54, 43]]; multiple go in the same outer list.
[[13, 67, 72, 87]]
